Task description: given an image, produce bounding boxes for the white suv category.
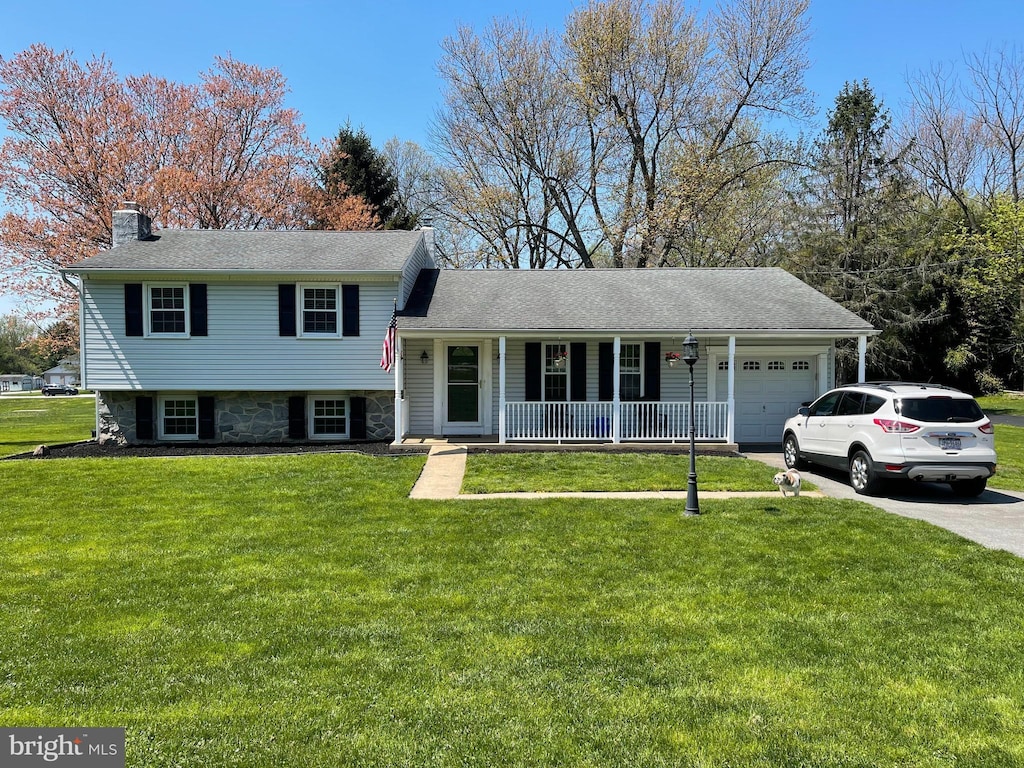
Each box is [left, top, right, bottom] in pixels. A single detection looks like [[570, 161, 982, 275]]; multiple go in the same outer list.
[[782, 383, 997, 497]]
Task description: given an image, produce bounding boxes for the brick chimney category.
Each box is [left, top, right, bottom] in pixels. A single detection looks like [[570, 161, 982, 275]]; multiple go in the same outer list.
[[112, 202, 152, 247]]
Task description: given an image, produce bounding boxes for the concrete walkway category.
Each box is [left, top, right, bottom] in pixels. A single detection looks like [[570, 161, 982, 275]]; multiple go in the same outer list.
[[408, 443, 822, 501], [409, 444, 468, 499]]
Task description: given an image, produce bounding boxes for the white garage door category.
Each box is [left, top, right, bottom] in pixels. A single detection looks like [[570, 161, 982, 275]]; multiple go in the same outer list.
[[717, 357, 817, 443]]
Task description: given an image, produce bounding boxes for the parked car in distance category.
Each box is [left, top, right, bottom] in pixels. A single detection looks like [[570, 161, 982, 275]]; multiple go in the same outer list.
[[782, 382, 996, 497], [41, 384, 79, 396]]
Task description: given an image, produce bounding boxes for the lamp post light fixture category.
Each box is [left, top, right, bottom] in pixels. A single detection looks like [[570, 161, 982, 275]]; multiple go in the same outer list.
[[682, 333, 700, 516]]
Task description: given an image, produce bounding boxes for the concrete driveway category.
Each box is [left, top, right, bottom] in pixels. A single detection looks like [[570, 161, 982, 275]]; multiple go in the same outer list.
[[745, 451, 1024, 558]]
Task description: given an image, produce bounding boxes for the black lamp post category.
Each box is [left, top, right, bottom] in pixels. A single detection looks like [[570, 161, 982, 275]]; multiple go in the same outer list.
[[682, 333, 700, 515]]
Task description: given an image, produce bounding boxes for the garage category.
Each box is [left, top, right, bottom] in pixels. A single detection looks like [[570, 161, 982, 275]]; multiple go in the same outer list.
[[718, 356, 818, 443]]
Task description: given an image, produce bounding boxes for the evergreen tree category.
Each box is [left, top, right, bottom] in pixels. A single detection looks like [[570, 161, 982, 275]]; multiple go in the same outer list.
[[789, 81, 941, 380], [315, 125, 413, 229]]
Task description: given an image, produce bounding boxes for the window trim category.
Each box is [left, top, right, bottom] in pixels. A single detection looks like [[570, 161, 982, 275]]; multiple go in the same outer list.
[[619, 341, 644, 401], [307, 394, 350, 439], [145, 283, 190, 338], [542, 342, 569, 402], [297, 283, 342, 339], [157, 394, 199, 441]]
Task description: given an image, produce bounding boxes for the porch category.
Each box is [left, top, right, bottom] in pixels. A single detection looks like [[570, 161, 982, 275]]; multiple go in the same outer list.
[[391, 333, 867, 446]]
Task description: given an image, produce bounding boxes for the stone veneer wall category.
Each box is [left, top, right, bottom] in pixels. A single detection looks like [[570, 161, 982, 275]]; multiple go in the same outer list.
[[97, 390, 395, 444]]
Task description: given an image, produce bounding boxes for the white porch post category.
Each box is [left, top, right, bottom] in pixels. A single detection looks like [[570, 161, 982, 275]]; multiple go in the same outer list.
[[857, 335, 867, 382], [498, 336, 507, 444], [394, 335, 404, 442], [612, 336, 621, 443], [727, 335, 736, 444]]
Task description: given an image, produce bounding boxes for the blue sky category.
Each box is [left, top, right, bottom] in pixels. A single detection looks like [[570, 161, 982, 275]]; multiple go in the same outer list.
[[0, 0, 1020, 317]]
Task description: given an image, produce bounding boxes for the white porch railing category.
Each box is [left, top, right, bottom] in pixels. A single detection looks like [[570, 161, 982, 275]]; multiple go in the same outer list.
[[504, 401, 729, 442], [505, 401, 614, 442], [621, 401, 729, 442]]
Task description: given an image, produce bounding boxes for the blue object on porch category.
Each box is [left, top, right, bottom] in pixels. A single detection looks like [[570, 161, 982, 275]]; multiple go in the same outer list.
[[595, 417, 610, 438]]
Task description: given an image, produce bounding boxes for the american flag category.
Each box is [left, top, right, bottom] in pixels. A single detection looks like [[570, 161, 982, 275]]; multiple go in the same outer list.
[[380, 305, 397, 372]]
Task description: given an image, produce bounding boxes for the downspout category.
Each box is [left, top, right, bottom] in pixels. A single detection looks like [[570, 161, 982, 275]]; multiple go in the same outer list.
[[857, 336, 868, 383], [61, 270, 96, 440]]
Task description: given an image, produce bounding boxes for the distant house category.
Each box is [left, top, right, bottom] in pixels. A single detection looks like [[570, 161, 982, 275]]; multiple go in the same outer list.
[[0, 374, 35, 392], [43, 357, 80, 387], [63, 204, 876, 446]]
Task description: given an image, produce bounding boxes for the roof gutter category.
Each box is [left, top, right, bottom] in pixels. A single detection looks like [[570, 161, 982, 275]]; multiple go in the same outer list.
[[395, 328, 880, 338], [59, 268, 404, 278]]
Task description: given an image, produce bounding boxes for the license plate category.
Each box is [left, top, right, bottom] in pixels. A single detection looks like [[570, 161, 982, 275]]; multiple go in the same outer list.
[[939, 437, 961, 451]]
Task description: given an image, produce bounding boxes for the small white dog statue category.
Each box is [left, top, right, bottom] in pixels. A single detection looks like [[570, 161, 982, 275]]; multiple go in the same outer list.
[[772, 469, 802, 497]]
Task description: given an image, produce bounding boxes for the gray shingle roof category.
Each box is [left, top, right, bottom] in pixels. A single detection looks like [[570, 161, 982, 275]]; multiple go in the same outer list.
[[67, 229, 424, 273], [399, 268, 874, 333]]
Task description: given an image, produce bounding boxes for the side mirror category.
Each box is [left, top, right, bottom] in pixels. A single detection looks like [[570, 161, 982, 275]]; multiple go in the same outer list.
[[798, 406, 810, 417]]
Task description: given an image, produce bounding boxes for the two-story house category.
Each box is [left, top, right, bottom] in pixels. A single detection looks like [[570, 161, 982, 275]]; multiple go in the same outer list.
[[65, 204, 431, 444], [64, 204, 876, 447]]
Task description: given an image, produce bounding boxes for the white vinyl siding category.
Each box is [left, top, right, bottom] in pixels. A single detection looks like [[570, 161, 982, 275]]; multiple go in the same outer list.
[[495, 338, 708, 404], [82, 279, 400, 391], [398, 238, 432, 310], [404, 338, 435, 435]]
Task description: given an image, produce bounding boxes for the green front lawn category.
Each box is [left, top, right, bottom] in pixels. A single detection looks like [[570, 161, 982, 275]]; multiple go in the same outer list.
[[2, 454, 1023, 766], [994, 424, 1024, 492], [978, 393, 1024, 417], [0, 395, 94, 456], [462, 452, 810, 493]]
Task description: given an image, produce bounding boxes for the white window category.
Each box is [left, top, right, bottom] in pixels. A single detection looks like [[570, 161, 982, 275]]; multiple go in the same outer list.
[[158, 396, 197, 440], [743, 361, 761, 371], [718, 361, 729, 371], [620, 343, 642, 401], [793, 360, 810, 371], [309, 396, 349, 439], [768, 360, 785, 371], [147, 283, 189, 336], [544, 343, 568, 402], [299, 285, 340, 337]]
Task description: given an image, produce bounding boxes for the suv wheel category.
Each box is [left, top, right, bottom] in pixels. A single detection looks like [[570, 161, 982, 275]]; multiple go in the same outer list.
[[950, 478, 987, 498], [849, 449, 878, 495], [783, 433, 806, 470]]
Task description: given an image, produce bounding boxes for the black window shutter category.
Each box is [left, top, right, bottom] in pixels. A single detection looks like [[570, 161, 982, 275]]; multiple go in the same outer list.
[[135, 395, 154, 440], [350, 396, 367, 439], [190, 284, 208, 337], [278, 285, 296, 337], [288, 396, 306, 439], [197, 395, 216, 439], [125, 284, 144, 337], [524, 342, 542, 401], [342, 285, 360, 337], [570, 342, 587, 401], [598, 343, 613, 401], [644, 341, 661, 401]]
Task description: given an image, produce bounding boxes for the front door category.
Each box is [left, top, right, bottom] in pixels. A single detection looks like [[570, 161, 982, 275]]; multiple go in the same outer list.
[[444, 344, 482, 433]]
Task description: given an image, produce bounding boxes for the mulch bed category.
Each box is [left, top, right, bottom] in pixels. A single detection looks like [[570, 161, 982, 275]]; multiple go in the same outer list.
[[5, 440, 401, 460]]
